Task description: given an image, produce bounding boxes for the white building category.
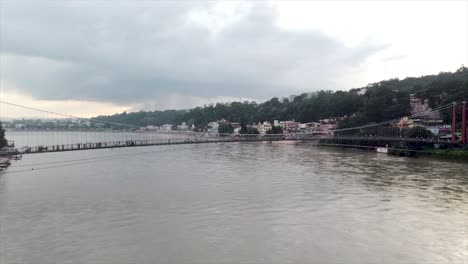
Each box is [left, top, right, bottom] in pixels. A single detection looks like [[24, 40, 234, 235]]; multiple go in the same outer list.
[[161, 124, 173, 131], [257, 121, 272, 135], [177, 122, 189, 131], [273, 120, 282, 127], [207, 121, 219, 133], [81, 121, 92, 127]]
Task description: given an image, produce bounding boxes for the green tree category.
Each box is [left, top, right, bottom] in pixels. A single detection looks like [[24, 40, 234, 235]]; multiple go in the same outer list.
[[406, 126, 434, 138], [0, 121, 7, 148], [89, 67, 468, 130], [266, 125, 283, 134], [240, 127, 259, 134], [239, 120, 248, 134], [218, 123, 234, 134]]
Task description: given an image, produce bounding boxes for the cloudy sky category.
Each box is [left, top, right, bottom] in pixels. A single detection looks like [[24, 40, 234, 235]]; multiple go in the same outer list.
[[0, 0, 467, 117]]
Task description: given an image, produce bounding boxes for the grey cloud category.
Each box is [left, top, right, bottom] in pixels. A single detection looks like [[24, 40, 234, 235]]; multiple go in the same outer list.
[[1, 1, 384, 108]]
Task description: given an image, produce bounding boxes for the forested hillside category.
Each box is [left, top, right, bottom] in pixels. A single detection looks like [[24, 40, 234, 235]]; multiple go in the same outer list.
[[0, 121, 7, 148], [92, 66, 468, 129]]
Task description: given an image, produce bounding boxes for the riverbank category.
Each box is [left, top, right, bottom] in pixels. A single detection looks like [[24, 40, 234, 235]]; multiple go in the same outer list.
[[318, 139, 468, 161], [0, 157, 11, 170], [0, 146, 22, 171], [411, 148, 468, 160]]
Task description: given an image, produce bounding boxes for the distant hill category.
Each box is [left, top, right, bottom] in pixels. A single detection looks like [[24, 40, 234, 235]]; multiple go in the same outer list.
[[92, 66, 468, 129]]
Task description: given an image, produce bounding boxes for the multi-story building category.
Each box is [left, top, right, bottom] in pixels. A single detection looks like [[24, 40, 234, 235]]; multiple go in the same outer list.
[[177, 122, 189, 131], [313, 119, 337, 136], [302, 122, 321, 133], [281, 121, 299, 132], [273, 120, 282, 127], [257, 121, 272, 135], [207, 121, 219, 133], [410, 94, 440, 119], [161, 124, 173, 131]]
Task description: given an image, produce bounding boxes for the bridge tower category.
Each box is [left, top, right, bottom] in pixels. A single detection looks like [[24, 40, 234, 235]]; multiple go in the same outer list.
[[452, 102, 457, 141], [462, 101, 467, 144]]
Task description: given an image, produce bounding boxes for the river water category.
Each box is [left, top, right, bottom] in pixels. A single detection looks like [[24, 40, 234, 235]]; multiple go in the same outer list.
[[1, 138, 467, 263]]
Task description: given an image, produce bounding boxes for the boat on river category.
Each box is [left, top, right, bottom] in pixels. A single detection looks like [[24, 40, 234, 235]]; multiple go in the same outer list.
[[376, 147, 388, 154]]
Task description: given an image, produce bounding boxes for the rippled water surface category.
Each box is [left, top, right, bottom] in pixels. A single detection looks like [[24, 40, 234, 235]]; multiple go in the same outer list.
[[1, 142, 467, 264]]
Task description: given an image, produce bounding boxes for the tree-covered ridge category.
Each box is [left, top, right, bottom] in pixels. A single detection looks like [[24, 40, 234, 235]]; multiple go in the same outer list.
[[92, 66, 468, 129], [0, 121, 8, 148]]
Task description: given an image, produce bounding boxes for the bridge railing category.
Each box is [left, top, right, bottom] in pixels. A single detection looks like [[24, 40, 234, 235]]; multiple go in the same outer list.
[[18, 133, 325, 154]]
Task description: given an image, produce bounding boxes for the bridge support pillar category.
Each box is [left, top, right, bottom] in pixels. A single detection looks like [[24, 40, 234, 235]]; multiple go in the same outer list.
[[452, 102, 457, 141], [462, 101, 467, 144]]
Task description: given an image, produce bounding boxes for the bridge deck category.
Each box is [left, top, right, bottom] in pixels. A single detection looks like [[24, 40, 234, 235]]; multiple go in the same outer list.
[[13, 135, 461, 155], [18, 137, 318, 154]]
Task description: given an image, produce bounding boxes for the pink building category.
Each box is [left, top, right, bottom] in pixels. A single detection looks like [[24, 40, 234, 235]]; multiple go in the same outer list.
[[410, 94, 440, 119], [281, 121, 299, 132]]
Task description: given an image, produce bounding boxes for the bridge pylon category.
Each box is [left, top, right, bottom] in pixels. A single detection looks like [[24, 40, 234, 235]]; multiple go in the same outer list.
[[462, 101, 467, 144], [452, 102, 457, 141]]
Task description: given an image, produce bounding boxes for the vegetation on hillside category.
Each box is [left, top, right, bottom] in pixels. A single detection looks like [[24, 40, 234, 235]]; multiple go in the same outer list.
[[240, 124, 259, 135], [267, 126, 283, 134], [92, 66, 468, 129], [406, 126, 434, 139], [0, 121, 7, 148], [218, 123, 234, 134]]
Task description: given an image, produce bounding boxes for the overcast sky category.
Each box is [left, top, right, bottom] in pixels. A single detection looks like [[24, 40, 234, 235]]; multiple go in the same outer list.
[[0, 0, 467, 117]]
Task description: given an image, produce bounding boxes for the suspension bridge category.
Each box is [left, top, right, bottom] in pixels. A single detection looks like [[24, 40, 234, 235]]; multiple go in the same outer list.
[[0, 100, 466, 156]]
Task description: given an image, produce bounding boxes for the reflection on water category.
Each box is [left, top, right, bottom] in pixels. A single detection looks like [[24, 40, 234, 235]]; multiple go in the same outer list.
[[0, 141, 467, 264]]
